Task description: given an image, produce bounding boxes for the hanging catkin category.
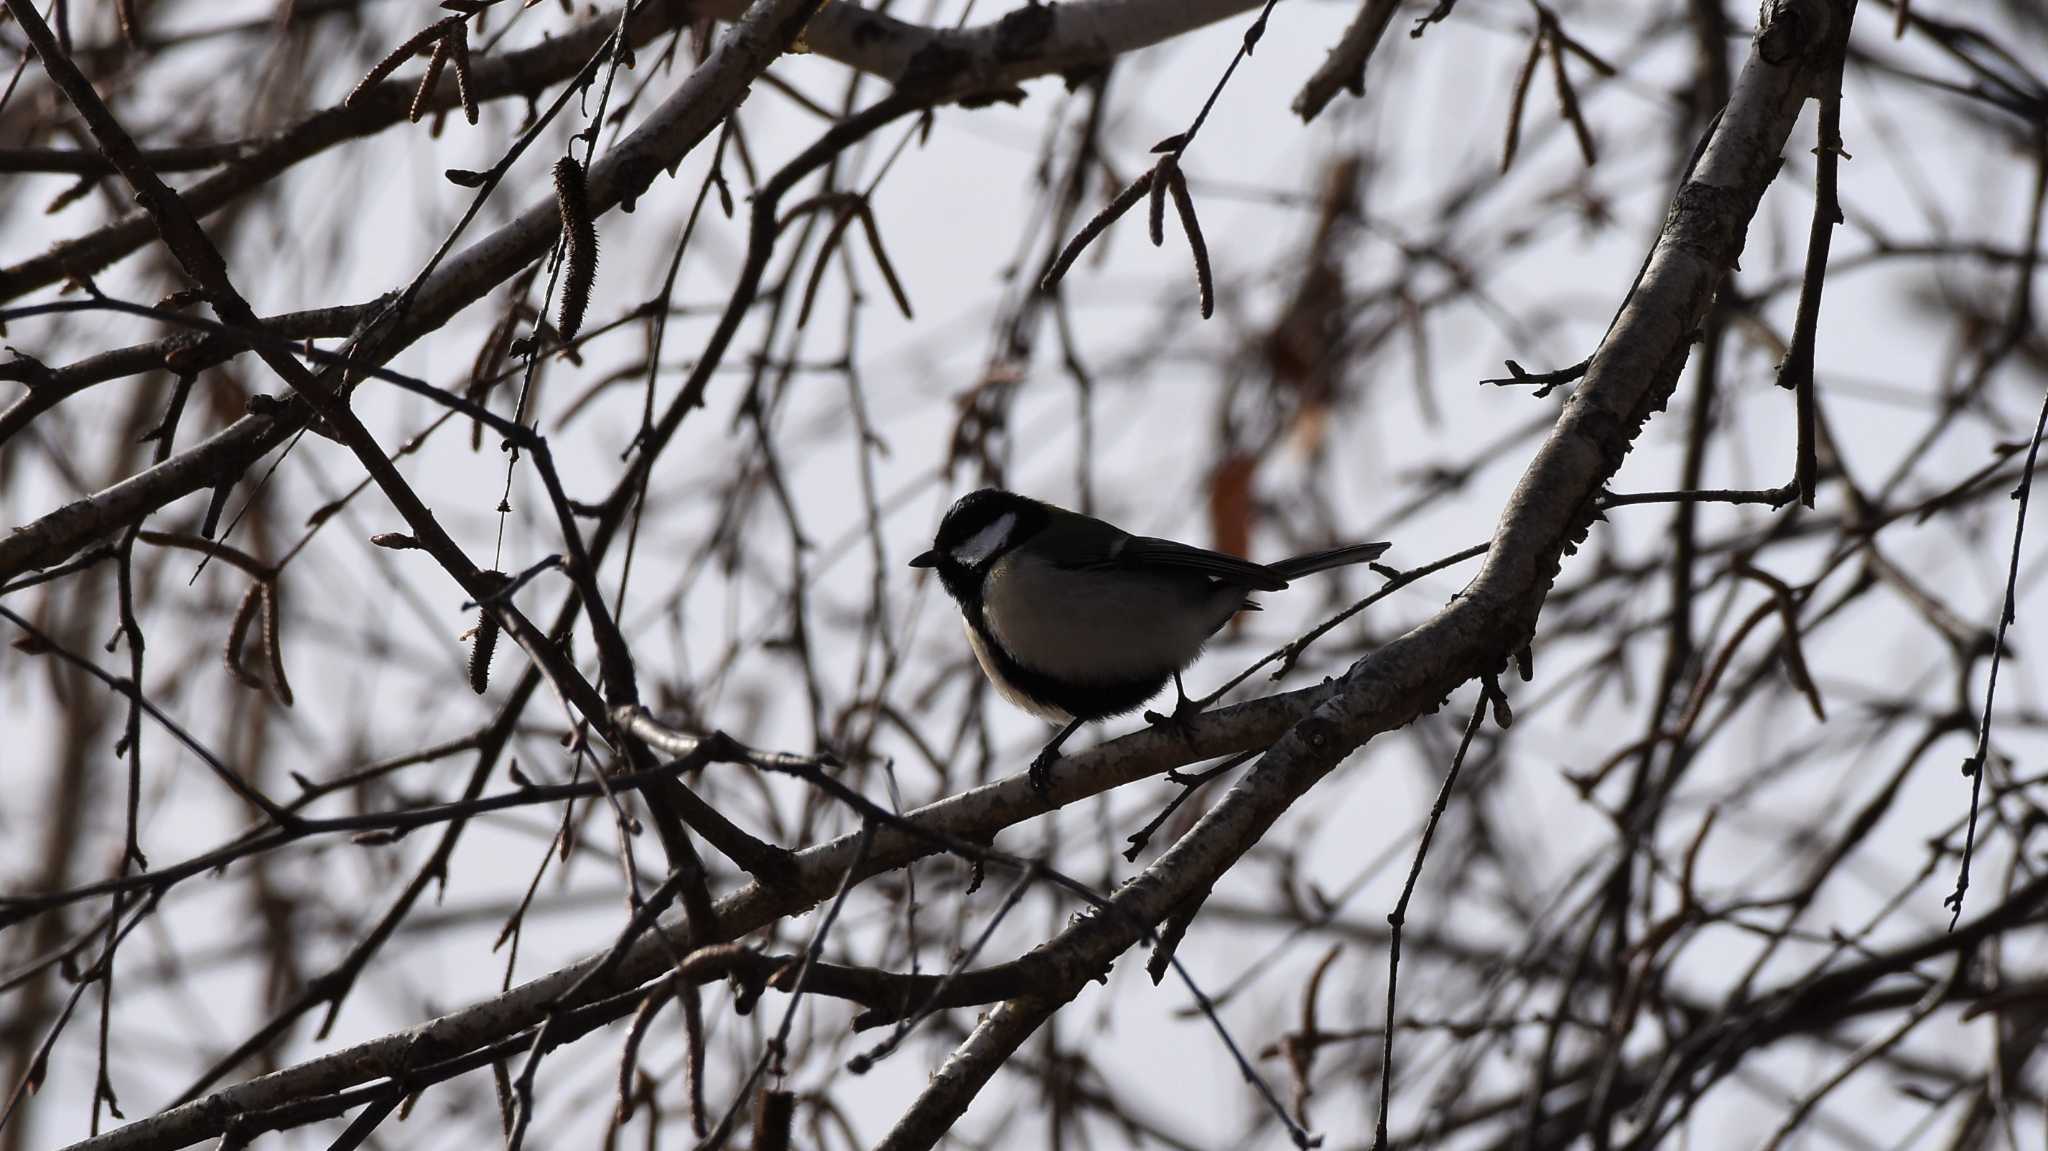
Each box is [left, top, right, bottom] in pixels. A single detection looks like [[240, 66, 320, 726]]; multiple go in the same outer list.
[[553, 156, 598, 344]]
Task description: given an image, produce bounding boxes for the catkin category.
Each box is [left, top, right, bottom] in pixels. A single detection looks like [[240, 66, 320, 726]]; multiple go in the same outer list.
[[410, 34, 451, 123], [224, 582, 264, 689], [468, 570, 508, 695], [553, 156, 598, 344], [751, 1090, 794, 1151], [448, 24, 478, 125], [260, 583, 293, 706], [346, 19, 450, 109], [468, 613, 499, 695]]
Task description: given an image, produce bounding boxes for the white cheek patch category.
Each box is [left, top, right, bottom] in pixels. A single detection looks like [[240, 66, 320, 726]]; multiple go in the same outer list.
[[951, 512, 1017, 567]]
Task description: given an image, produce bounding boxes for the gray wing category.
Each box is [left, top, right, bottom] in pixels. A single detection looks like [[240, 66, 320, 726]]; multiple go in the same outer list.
[[1112, 536, 1289, 590], [1035, 505, 1288, 591]]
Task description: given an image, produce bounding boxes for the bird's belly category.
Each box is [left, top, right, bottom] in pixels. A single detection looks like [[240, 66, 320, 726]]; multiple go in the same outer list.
[[981, 554, 1240, 685], [963, 621, 1075, 723]]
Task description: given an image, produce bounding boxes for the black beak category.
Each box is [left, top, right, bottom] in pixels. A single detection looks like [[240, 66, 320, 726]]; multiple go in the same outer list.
[[908, 550, 939, 569]]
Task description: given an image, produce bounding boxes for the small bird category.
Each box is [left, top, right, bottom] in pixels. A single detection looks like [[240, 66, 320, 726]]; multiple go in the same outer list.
[[910, 488, 1389, 796]]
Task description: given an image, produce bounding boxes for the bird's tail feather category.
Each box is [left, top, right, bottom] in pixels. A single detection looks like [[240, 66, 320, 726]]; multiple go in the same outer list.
[[1268, 541, 1391, 581]]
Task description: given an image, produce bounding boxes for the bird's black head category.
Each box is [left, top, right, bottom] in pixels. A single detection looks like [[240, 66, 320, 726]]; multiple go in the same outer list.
[[909, 488, 1047, 602]]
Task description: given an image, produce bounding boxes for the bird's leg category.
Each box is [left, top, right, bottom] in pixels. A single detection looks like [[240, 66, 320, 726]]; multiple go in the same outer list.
[[1145, 672, 1205, 731], [1174, 671, 1201, 719], [1029, 717, 1084, 800]]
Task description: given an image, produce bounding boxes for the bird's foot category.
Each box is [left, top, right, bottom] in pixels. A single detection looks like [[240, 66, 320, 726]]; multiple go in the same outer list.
[[1028, 746, 1061, 801], [1144, 689, 1206, 735]]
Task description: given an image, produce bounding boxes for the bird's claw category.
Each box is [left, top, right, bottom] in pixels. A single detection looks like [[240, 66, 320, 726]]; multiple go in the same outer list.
[[1145, 693, 1204, 735], [1028, 747, 1060, 801]]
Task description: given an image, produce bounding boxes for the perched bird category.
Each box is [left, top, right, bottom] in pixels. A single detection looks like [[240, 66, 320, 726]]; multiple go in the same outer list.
[[910, 488, 1389, 796]]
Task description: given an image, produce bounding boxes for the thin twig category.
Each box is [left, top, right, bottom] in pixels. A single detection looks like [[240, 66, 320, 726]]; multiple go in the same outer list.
[[1373, 692, 1488, 1150]]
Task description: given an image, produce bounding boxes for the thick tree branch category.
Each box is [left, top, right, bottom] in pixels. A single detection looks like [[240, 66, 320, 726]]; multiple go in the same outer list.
[[1292, 0, 1401, 121], [868, 1, 1846, 1142]]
